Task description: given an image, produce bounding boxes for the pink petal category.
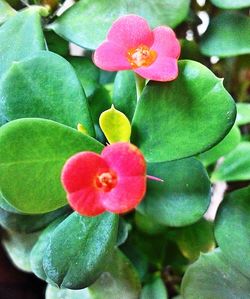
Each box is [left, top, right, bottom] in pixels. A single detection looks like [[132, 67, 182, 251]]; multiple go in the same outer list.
[[135, 57, 178, 81], [151, 26, 181, 59], [68, 188, 105, 216], [101, 142, 146, 177], [107, 15, 154, 49], [93, 41, 131, 71], [100, 176, 146, 214], [61, 152, 109, 193]]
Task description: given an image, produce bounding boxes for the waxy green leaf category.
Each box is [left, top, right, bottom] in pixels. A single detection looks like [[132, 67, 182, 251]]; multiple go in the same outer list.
[[0, 0, 15, 25], [49, 0, 190, 49], [138, 158, 211, 227], [0, 7, 45, 82], [211, 142, 250, 182], [236, 103, 250, 126], [43, 212, 118, 289], [215, 186, 250, 279], [182, 249, 250, 299], [0, 118, 103, 214], [46, 285, 92, 299], [140, 276, 168, 299], [0, 51, 94, 135], [89, 249, 141, 299], [200, 13, 250, 57], [132, 60, 236, 162], [210, 0, 250, 9]]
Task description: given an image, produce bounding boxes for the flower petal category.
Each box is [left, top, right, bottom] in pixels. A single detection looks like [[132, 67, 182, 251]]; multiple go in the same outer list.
[[67, 188, 105, 216], [61, 152, 109, 193], [93, 41, 131, 71], [107, 15, 154, 49], [101, 142, 146, 177], [100, 176, 146, 214], [151, 26, 181, 59], [135, 57, 178, 81]]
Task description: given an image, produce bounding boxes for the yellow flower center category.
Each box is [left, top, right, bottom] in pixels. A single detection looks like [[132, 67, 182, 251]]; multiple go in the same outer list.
[[96, 171, 117, 192], [127, 45, 157, 68]]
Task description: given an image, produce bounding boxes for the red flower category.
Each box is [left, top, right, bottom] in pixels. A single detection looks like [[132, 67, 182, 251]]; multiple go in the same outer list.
[[61, 142, 147, 216], [94, 15, 180, 82]]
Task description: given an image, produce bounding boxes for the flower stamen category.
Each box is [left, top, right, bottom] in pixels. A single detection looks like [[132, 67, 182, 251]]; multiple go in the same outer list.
[[96, 171, 117, 192], [127, 45, 157, 68]]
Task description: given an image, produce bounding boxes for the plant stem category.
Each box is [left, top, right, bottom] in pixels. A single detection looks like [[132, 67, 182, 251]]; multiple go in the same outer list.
[[135, 73, 146, 102]]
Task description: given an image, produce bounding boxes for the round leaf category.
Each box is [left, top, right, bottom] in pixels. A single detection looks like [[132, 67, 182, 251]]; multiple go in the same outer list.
[[181, 249, 250, 299], [200, 13, 250, 57], [137, 158, 211, 227], [210, 0, 250, 9], [140, 276, 168, 299], [0, 0, 15, 25], [43, 212, 118, 289], [46, 284, 92, 299], [215, 186, 250, 278], [131, 60, 236, 162], [0, 51, 94, 135], [236, 103, 250, 126], [49, 0, 190, 50], [0, 118, 103, 214]]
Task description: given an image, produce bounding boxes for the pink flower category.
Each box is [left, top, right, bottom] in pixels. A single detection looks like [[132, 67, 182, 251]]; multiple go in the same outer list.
[[93, 15, 181, 82], [61, 142, 147, 216]]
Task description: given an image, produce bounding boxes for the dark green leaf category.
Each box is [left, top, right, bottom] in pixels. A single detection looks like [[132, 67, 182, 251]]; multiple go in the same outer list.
[[181, 249, 250, 299], [140, 275, 168, 299], [45, 31, 69, 57], [43, 212, 118, 289], [200, 13, 250, 57], [132, 60, 236, 162], [215, 186, 250, 278], [0, 118, 103, 214], [0, 51, 94, 134], [138, 158, 211, 227], [49, 0, 190, 50]]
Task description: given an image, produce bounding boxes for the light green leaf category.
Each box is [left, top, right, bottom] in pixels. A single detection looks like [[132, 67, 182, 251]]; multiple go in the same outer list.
[[131, 60, 236, 162], [0, 51, 94, 134], [236, 103, 250, 126], [2, 230, 41, 272], [89, 249, 141, 299], [198, 126, 241, 167], [46, 284, 92, 299], [215, 186, 250, 279], [210, 0, 250, 9], [140, 275, 168, 299], [200, 13, 250, 57], [0, 0, 15, 25], [0, 118, 103, 214], [138, 158, 211, 227], [43, 212, 118, 289], [49, 0, 190, 50], [181, 249, 250, 299], [99, 106, 131, 144], [211, 142, 250, 182], [0, 7, 45, 81]]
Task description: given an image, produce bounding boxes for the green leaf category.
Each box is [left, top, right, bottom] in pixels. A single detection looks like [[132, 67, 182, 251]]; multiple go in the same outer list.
[[43, 212, 118, 289], [30, 216, 67, 281], [46, 284, 92, 299], [0, 192, 19, 212], [0, 51, 94, 135], [113, 71, 137, 121], [135, 212, 167, 236], [99, 106, 131, 144], [181, 249, 250, 299], [215, 186, 250, 279], [45, 31, 69, 57], [49, 0, 190, 50], [137, 158, 211, 227], [174, 219, 215, 261], [0, 118, 103, 214], [140, 276, 168, 299], [89, 249, 141, 299], [67, 56, 100, 98], [0, 205, 69, 233], [210, 0, 250, 9], [131, 60, 236, 162], [117, 218, 131, 246], [2, 230, 41, 272], [198, 126, 241, 167], [236, 103, 250, 126], [200, 13, 250, 58], [0, 7, 45, 81], [0, 0, 15, 25], [211, 142, 250, 182]]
